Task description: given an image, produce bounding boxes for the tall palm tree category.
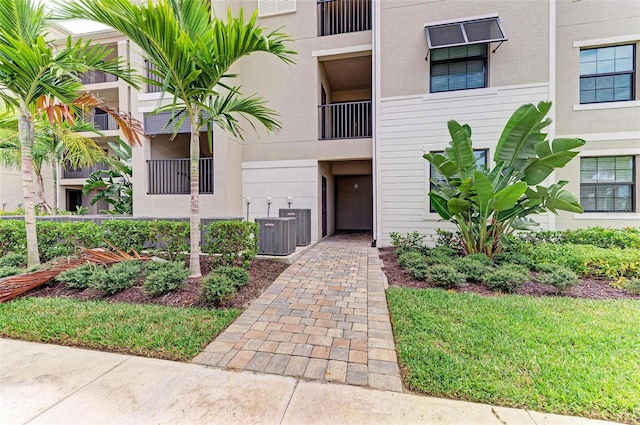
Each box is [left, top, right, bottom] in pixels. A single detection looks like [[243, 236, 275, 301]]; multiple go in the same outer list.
[[0, 0, 139, 267], [57, 0, 295, 277]]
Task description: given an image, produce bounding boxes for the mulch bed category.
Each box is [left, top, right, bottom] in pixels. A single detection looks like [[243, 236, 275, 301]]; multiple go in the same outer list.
[[25, 256, 289, 309], [379, 247, 640, 300]]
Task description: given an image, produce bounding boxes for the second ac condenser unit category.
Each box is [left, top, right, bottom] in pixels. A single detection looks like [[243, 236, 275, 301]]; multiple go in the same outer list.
[[279, 209, 311, 246], [256, 217, 296, 255]]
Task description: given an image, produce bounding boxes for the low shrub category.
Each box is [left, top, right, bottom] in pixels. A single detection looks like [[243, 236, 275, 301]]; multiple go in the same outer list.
[[389, 231, 427, 252], [0, 266, 23, 279], [142, 261, 189, 297], [514, 227, 640, 250], [483, 264, 530, 293], [214, 266, 250, 288], [0, 252, 26, 268], [433, 228, 463, 251], [90, 260, 143, 296], [203, 221, 258, 268], [201, 273, 237, 306], [494, 250, 535, 270], [56, 263, 99, 289], [147, 221, 190, 260], [398, 250, 429, 280], [521, 243, 640, 278], [0, 220, 26, 256], [535, 264, 579, 292], [424, 264, 466, 289], [425, 246, 459, 265], [453, 254, 492, 282]]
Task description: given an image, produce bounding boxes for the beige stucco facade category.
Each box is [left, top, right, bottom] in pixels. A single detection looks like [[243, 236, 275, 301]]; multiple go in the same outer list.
[[6, 0, 636, 243]]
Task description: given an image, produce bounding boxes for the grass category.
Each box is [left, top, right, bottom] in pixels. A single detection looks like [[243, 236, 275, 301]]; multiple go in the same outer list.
[[386, 288, 640, 424], [0, 297, 240, 361]]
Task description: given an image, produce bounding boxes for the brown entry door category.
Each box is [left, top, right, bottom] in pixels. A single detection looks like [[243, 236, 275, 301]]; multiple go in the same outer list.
[[335, 175, 372, 231]]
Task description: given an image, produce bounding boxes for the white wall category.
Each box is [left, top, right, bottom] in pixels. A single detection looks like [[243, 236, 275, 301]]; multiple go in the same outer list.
[[242, 159, 319, 241], [378, 83, 552, 246]]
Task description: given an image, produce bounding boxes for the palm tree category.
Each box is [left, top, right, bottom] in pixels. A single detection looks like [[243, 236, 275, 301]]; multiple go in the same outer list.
[[0, 0, 139, 267], [57, 0, 295, 277]]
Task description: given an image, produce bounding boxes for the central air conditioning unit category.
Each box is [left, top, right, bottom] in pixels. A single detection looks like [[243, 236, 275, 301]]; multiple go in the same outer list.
[[279, 209, 311, 246], [256, 217, 296, 255]]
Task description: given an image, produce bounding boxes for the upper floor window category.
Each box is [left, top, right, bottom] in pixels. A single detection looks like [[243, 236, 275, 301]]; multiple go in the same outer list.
[[580, 156, 636, 212], [258, 0, 296, 17], [579, 44, 635, 104], [431, 44, 487, 93]]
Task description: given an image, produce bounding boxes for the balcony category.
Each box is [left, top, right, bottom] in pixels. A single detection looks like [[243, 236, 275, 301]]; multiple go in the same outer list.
[[145, 60, 164, 93], [92, 114, 119, 131], [319, 101, 372, 140], [318, 0, 371, 36], [62, 162, 110, 179], [147, 158, 213, 194], [80, 70, 118, 85]]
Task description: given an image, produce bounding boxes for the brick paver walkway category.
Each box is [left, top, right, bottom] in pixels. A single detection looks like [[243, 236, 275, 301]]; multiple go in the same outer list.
[[193, 233, 403, 392]]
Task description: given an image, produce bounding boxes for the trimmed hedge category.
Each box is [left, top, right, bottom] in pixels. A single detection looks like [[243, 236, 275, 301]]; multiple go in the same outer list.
[[203, 221, 259, 268]]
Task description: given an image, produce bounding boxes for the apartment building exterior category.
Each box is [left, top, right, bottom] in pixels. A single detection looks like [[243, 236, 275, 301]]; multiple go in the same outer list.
[[12, 0, 636, 245]]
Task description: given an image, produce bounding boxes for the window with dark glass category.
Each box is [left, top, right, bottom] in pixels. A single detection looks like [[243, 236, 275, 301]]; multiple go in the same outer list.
[[580, 156, 635, 212], [579, 45, 635, 104], [430, 44, 487, 93], [430, 149, 488, 212]]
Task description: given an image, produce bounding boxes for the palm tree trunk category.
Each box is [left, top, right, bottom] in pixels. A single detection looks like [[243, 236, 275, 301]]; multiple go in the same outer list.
[[189, 109, 202, 278], [52, 164, 58, 214], [18, 106, 40, 267], [34, 171, 52, 214]]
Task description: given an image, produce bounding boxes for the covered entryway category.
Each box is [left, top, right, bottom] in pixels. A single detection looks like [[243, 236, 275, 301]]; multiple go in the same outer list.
[[335, 175, 372, 231]]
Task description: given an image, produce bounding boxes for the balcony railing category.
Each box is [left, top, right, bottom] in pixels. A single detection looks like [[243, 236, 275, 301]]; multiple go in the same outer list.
[[319, 100, 372, 140], [147, 158, 214, 194], [318, 0, 371, 36], [145, 60, 164, 93], [92, 114, 119, 131], [62, 162, 110, 179], [80, 70, 118, 85]]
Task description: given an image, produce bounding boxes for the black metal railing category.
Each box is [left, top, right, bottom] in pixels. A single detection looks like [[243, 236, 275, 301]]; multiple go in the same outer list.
[[145, 60, 164, 93], [62, 162, 110, 179], [318, 0, 371, 36], [147, 158, 213, 194], [80, 70, 118, 85], [319, 100, 372, 140], [92, 114, 119, 131]]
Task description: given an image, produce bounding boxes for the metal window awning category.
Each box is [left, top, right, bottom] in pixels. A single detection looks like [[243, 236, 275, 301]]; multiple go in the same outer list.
[[425, 17, 508, 50]]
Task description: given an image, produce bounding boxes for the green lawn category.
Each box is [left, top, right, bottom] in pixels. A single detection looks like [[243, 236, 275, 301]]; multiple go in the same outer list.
[[387, 288, 640, 424], [0, 297, 239, 361]]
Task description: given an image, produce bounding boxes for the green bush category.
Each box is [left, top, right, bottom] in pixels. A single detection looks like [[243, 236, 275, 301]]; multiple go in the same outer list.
[[620, 278, 640, 295], [56, 263, 100, 289], [0, 220, 27, 256], [142, 261, 189, 297], [147, 221, 190, 260], [434, 228, 463, 251], [425, 246, 459, 265], [101, 220, 150, 253], [521, 243, 640, 278], [494, 249, 535, 270], [200, 273, 237, 305], [398, 250, 429, 280], [483, 264, 530, 293], [90, 260, 143, 296], [516, 227, 640, 250], [214, 266, 250, 288], [0, 266, 23, 278], [36, 222, 102, 261], [425, 264, 466, 289], [0, 252, 26, 268], [453, 254, 492, 282], [203, 221, 258, 268], [389, 231, 427, 252], [535, 264, 579, 292]]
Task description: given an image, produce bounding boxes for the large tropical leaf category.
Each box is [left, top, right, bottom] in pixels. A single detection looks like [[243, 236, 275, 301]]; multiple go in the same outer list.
[[521, 137, 586, 185], [490, 181, 527, 212], [445, 120, 476, 175]]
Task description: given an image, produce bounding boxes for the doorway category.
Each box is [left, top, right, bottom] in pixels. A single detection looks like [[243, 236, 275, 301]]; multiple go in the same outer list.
[[335, 175, 372, 231], [66, 190, 83, 212], [322, 176, 327, 237]]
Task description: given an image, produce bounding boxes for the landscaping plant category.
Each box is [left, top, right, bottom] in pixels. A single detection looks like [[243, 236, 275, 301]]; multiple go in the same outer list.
[[482, 264, 530, 293], [535, 264, 579, 292], [0, 252, 26, 268], [214, 266, 250, 288], [424, 101, 584, 258], [142, 261, 189, 296], [56, 263, 101, 289], [90, 260, 143, 296], [200, 272, 237, 306], [424, 264, 466, 289], [204, 221, 259, 268]]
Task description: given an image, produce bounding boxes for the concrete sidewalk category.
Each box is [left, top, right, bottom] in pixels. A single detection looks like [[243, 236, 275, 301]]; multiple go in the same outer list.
[[0, 339, 619, 425]]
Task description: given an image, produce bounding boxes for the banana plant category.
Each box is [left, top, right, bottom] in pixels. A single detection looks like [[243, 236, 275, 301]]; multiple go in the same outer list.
[[424, 101, 585, 258]]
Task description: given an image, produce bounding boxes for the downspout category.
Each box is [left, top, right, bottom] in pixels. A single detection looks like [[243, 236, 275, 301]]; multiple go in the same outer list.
[[371, 0, 382, 247]]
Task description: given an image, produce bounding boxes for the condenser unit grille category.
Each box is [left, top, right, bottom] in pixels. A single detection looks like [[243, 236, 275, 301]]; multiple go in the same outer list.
[[279, 209, 311, 246], [256, 217, 296, 255]]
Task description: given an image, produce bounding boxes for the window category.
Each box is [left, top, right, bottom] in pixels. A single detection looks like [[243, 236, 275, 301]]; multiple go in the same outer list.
[[579, 44, 635, 104], [424, 17, 507, 49], [258, 0, 296, 17], [431, 44, 487, 92], [430, 149, 488, 212], [580, 156, 635, 212]]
